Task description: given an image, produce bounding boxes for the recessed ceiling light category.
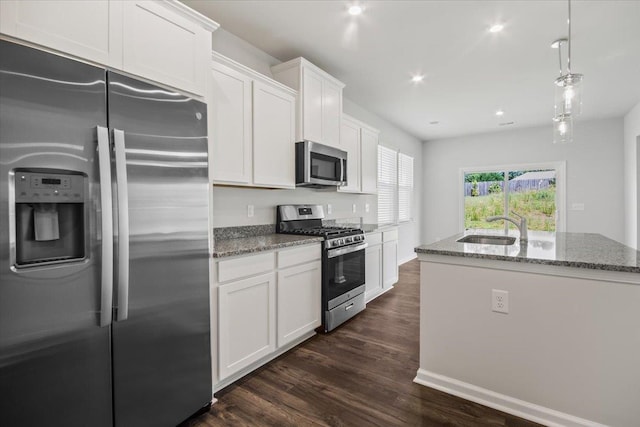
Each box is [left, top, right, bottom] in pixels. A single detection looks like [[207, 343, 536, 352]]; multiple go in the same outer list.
[[499, 121, 515, 126], [495, 110, 505, 116], [489, 24, 504, 33], [411, 74, 425, 83], [348, 5, 363, 16], [429, 121, 440, 125]]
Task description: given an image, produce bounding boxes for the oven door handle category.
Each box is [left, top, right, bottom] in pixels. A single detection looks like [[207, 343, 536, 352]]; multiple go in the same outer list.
[[327, 242, 368, 259]]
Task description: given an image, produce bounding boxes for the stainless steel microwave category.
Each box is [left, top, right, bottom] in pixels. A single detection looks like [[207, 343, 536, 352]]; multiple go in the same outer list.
[[295, 140, 348, 187]]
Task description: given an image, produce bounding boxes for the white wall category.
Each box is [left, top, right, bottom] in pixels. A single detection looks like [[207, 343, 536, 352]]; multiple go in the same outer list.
[[209, 29, 423, 262], [343, 99, 423, 264], [623, 102, 640, 249], [422, 118, 626, 244]]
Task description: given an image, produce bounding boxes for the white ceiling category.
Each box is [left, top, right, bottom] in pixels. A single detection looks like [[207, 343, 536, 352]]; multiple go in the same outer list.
[[183, 1, 640, 141]]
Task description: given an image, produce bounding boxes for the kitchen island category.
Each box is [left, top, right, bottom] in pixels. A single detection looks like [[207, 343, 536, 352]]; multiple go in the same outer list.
[[414, 231, 640, 427]]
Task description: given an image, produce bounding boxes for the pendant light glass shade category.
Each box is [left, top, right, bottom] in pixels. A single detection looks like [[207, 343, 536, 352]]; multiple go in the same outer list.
[[554, 73, 583, 116], [553, 113, 573, 144]]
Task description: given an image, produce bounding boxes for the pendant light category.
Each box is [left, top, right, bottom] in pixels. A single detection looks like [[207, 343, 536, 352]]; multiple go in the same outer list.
[[552, 0, 583, 144]]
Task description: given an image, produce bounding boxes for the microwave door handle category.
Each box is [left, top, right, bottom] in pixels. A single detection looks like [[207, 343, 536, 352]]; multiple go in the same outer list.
[[96, 126, 113, 327], [113, 129, 130, 322]]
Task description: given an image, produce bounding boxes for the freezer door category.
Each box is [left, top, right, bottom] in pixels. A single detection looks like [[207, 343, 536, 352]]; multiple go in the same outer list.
[[107, 72, 211, 427], [0, 41, 113, 426]]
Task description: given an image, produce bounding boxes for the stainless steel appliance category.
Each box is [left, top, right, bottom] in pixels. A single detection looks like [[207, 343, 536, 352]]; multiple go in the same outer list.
[[276, 205, 366, 332], [0, 40, 211, 426], [295, 140, 348, 187]]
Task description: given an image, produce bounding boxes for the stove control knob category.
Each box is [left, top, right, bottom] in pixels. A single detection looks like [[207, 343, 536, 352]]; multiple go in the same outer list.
[[345, 237, 352, 244]]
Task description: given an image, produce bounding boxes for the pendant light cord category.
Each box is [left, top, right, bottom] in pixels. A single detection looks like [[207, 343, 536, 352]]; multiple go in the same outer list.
[[567, 0, 572, 75]]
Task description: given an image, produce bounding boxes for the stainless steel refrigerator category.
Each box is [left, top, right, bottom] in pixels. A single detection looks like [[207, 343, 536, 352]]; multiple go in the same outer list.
[[0, 40, 212, 426]]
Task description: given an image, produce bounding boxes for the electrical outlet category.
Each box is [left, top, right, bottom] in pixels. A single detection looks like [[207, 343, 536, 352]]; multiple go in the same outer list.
[[571, 203, 585, 211], [327, 204, 332, 215], [492, 289, 509, 314], [352, 203, 357, 213], [365, 203, 370, 213], [247, 205, 254, 218]]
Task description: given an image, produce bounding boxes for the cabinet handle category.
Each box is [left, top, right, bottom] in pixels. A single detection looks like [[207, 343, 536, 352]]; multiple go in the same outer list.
[[345, 303, 354, 311]]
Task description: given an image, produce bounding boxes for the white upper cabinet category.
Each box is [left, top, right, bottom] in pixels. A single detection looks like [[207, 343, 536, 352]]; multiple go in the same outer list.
[[338, 114, 380, 194], [301, 67, 324, 144], [360, 126, 380, 194], [208, 52, 297, 189], [338, 116, 361, 193], [120, 1, 214, 96], [0, 0, 120, 66], [0, 0, 218, 96], [252, 81, 296, 188], [271, 57, 345, 148], [209, 62, 252, 184]]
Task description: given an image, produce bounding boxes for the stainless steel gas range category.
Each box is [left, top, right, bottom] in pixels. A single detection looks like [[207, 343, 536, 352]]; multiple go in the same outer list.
[[277, 205, 367, 332]]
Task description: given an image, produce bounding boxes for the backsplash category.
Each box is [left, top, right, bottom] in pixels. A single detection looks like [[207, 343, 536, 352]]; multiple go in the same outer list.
[[211, 185, 377, 227]]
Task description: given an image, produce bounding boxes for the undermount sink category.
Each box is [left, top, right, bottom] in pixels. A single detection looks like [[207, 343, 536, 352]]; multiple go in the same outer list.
[[457, 234, 517, 245]]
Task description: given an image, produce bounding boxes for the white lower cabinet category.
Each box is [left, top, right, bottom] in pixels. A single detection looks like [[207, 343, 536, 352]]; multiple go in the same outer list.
[[364, 243, 383, 302], [383, 229, 399, 289], [218, 272, 276, 380], [214, 243, 321, 385], [277, 261, 321, 347]]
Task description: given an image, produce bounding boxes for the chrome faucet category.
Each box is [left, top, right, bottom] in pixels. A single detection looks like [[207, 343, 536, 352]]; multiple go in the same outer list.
[[486, 211, 528, 242]]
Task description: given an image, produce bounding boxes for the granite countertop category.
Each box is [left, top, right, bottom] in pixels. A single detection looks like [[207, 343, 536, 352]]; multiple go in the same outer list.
[[415, 230, 640, 273], [213, 234, 323, 258]]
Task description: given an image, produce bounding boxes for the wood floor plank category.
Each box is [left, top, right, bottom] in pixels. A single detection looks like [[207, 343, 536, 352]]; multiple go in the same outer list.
[[184, 260, 542, 427]]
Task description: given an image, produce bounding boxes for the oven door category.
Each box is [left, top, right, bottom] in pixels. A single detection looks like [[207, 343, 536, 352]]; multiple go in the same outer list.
[[325, 243, 367, 307]]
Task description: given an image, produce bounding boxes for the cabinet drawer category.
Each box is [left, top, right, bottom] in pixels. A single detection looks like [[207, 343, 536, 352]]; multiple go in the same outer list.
[[366, 232, 382, 246], [383, 229, 398, 242], [218, 252, 275, 283], [277, 244, 321, 269]]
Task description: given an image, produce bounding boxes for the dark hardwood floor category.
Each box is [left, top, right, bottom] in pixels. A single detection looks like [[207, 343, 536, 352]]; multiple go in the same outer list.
[[185, 259, 541, 427]]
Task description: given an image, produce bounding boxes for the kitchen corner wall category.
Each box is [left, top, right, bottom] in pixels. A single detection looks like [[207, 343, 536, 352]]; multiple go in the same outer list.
[[422, 117, 626, 245], [210, 29, 423, 262]]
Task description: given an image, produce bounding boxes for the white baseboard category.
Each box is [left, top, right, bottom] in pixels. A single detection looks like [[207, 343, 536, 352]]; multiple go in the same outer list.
[[398, 253, 417, 265], [413, 369, 606, 427]]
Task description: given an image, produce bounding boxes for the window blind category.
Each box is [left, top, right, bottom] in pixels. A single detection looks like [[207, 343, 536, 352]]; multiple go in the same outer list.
[[398, 153, 414, 222], [377, 145, 397, 224]]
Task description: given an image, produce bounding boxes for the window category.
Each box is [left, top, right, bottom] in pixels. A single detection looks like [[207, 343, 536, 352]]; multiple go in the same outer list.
[[378, 146, 414, 224], [398, 153, 414, 222], [460, 162, 566, 232], [378, 145, 397, 224]]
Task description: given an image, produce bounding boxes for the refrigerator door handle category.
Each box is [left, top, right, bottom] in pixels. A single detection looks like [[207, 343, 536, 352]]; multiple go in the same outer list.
[[97, 126, 114, 327], [113, 128, 130, 322]]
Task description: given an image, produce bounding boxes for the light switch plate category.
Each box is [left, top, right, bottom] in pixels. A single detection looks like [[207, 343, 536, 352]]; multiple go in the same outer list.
[[247, 205, 254, 217], [365, 203, 370, 213], [352, 204, 357, 213], [327, 204, 332, 215]]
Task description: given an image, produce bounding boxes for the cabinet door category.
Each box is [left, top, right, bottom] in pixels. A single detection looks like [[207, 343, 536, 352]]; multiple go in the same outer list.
[[218, 272, 276, 380], [253, 81, 296, 188], [322, 79, 342, 148], [121, 1, 209, 95], [338, 117, 361, 193], [361, 127, 379, 194], [383, 240, 399, 289], [209, 62, 252, 184], [301, 67, 323, 143], [0, 0, 120, 66], [365, 244, 383, 302], [277, 261, 321, 347]]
